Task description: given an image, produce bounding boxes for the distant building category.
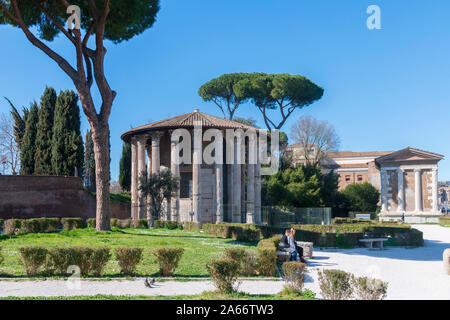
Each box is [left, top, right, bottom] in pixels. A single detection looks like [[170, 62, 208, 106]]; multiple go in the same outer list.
[[286, 145, 444, 223]]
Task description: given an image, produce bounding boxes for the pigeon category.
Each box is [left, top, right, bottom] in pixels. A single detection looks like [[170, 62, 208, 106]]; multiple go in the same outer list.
[[144, 278, 152, 288], [150, 278, 156, 286]]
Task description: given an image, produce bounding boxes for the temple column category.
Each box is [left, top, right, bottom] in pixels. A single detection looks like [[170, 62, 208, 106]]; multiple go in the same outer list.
[[151, 132, 161, 174], [380, 168, 388, 212], [136, 135, 147, 219], [215, 163, 223, 223], [432, 168, 438, 212], [146, 143, 152, 221], [170, 133, 180, 221], [192, 125, 202, 223], [254, 138, 262, 225], [246, 165, 255, 224], [397, 168, 405, 212], [232, 139, 242, 223], [131, 137, 139, 221], [415, 169, 423, 212]]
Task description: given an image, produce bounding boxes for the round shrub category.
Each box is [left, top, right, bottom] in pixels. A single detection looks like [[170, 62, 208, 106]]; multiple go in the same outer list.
[[256, 248, 277, 276], [90, 247, 112, 276], [19, 246, 48, 276], [281, 261, 306, 293], [318, 269, 353, 300], [153, 247, 184, 276], [352, 276, 388, 300], [206, 258, 240, 294], [115, 247, 143, 275]]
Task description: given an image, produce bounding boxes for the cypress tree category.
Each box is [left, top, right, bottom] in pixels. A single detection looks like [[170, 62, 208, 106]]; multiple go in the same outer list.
[[84, 129, 96, 192], [119, 142, 131, 192], [5, 97, 28, 149], [20, 102, 39, 175], [34, 87, 56, 175], [51, 90, 84, 177]]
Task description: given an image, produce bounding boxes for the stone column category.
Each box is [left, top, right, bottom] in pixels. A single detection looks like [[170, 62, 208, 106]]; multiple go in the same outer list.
[[192, 126, 202, 223], [380, 168, 388, 212], [232, 140, 242, 223], [397, 168, 405, 212], [254, 139, 262, 225], [136, 135, 147, 219], [170, 133, 180, 221], [151, 132, 161, 174], [146, 144, 152, 222], [246, 164, 255, 224], [415, 169, 423, 212], [131, 137, 139, 221], [215, 163, 223, 223], [432, 168, 438, 212]]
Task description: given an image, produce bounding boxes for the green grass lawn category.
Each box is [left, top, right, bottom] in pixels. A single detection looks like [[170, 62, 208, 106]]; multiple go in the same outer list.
[[0, 228, 258, 278]]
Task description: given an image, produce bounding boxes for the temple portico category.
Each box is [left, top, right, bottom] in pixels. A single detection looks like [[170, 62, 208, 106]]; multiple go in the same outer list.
[[377, 148, 443, 223], [121, 109, 263, 225]]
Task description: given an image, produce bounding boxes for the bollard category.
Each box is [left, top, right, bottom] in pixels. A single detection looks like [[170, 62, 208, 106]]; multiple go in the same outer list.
[[444, 249, 450, 275]]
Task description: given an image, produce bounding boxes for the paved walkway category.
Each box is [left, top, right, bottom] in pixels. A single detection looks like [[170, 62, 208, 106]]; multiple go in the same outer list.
[[0, 279, 284, 297]]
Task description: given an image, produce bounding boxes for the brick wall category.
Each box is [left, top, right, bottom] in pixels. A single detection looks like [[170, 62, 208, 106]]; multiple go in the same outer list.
[[0, 176, 129, 220]]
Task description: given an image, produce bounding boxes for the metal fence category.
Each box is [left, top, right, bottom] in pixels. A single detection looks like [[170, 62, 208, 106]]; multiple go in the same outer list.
[[262, 206, 332, 227]]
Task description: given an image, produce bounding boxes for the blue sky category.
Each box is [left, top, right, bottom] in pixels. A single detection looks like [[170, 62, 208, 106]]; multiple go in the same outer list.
[[1, 0, 450, 181]]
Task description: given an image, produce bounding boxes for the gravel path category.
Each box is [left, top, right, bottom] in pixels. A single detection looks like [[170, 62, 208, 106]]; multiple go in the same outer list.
[[0, 280, 284, 297]]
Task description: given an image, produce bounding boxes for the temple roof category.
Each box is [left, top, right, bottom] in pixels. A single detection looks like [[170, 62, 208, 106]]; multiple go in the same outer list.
[[375, 147, 444, 164], [121, 109, 260, 142]]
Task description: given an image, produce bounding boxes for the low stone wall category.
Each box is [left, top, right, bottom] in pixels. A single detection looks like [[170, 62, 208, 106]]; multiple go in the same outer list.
[[0, 175, 130, 220]]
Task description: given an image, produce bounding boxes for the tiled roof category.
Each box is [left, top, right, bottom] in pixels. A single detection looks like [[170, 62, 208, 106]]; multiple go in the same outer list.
[[121, 110, 260, 141], [327, 151, 392, 158]]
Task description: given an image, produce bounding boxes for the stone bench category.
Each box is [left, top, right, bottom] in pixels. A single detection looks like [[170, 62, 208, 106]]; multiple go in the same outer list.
[[276, 250, 291, 262], [296, 241, 313, 258], [359, 238, 388, 250]]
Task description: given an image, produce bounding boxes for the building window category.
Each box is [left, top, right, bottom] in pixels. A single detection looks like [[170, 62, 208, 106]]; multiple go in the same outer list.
[[180, 172, 192, 198], [345, 175, 351, 182], [357, 175, 363, 182]]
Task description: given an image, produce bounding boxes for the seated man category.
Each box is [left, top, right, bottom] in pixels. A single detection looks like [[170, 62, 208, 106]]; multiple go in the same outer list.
[[279, 229, 290, 249]]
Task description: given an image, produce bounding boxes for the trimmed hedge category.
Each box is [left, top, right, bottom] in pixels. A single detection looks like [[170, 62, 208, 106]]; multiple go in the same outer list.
[[154, 220, 183, 230], [182, 221, 201, 232], [61, 218, 85, 230], [202, 222, 275, 242], [439, 216, 450, 226], [291, 223, 423, 247], [0, 219, 3, 233], [4, 218, 61, 235]]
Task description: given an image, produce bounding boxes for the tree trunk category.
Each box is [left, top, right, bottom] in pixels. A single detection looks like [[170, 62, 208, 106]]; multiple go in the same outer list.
[[91, 122, 111, 231]]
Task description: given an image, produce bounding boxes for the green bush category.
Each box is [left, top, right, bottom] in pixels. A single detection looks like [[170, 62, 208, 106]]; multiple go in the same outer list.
[[342, 182, 380, 212], [19, 246, 48, 276], [47, 247, 93, 276], [318, 269, 353, 300], [352, 275, 388, 300], [154, 220, 182, 230], [0, 219, 4, 233], [257, 235, 281, 251], [114, 219, 131, 229], [61, 218, 85, 230], [223, 248, 257, 276], [0, 247, 4, 265], [132, 219, 148, 229], [90, 247, 112, 276], [153, 247, 184, 276], [37, 218, 60, 232], [206, 258, 240, 294], [4, 219, 24, 235], [115, 247, 143, 275], [87, 218, 96, 228], [20, 219, 41, 234], [256, 248, 277, 276], [203, 223, 273, 242], [183, 221, 201, 232], [281, 261, 307, 293]]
